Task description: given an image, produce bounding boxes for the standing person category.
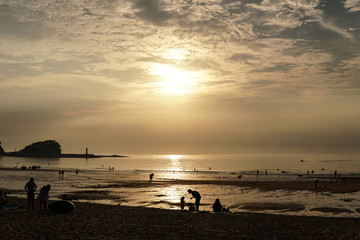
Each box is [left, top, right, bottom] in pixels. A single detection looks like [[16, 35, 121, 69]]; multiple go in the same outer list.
[[37, 184, 51, 209], [25, 177, 37, 210], [180, 196, 185, 210], [149, 173, 154, 181], [188, 189, 201, 211]]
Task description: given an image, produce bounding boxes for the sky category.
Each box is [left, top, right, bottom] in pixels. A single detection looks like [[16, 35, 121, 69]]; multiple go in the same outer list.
[[0, 0, 360, 155]]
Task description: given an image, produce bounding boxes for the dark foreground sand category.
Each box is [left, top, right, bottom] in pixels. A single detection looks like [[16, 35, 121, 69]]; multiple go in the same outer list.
[[1, 196, 360, 240]]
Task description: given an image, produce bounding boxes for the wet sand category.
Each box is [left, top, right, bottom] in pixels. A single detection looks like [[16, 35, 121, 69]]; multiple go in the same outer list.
[[2, 167, 360, 217], [85, 178, 360, 193], [1, 196, 360, 239], [3, 166, 359, 193]]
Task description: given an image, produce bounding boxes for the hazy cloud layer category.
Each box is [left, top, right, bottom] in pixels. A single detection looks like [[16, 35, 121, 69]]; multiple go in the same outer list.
[[0, 0, 359, 153]]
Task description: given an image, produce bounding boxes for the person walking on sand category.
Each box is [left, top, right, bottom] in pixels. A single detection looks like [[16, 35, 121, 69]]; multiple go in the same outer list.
[[25, 177, 37, 210], [188, 189, 201, 211]]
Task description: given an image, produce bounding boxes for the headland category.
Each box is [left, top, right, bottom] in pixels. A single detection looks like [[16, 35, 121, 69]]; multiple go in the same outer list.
[[0, 140, 127, 158]]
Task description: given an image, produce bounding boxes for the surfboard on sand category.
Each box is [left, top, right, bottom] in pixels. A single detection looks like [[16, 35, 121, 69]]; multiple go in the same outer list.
[[49, 200, 75, 213]]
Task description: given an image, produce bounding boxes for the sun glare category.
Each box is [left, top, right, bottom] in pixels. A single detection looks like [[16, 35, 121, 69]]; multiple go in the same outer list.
[[150, 64, 201, 95], [167, 155, 182, 160]]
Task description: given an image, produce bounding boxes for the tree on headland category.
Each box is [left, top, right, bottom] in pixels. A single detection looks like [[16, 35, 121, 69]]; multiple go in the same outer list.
[[0, 140, 126, 158], [0, 140, 62, 158], [20, 140, 62, 157]]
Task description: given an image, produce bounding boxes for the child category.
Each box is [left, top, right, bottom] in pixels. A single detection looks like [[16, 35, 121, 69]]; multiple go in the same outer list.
[[180, 196, 185, 210]]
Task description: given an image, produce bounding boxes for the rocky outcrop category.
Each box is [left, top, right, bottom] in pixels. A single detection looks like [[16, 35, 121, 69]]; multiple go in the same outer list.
[[0, 140, 127, 158], [0, 144, 4, 155], [4, 140, 62, 158]]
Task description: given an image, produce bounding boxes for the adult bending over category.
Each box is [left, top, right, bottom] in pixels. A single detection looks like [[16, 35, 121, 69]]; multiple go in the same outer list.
[[188, 189, 201, 211]]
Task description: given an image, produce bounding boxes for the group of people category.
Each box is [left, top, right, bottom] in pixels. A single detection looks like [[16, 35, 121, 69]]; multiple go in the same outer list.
[[24, 177, 51, 210], [24, 176, 224, 213], [182, 189, 229, 213]]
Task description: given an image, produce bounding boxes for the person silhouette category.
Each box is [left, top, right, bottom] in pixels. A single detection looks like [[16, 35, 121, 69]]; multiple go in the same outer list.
[[180, 196, 185, 210], [188, 189, 201, 211], [38, 184, 51, 209], [25, 177, 37, 210], [213, 198, 222, 212]]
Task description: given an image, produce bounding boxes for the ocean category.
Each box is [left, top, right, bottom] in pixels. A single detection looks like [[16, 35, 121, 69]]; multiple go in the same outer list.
[[1, 153, 360, 217]]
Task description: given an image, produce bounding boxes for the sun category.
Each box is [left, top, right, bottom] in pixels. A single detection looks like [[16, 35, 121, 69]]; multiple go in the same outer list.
[[150, 64, 200, 95]]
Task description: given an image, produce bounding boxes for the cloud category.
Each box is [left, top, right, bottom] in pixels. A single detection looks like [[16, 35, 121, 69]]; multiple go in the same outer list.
[[131, 0, 177, 25], [344, 0, 360, 12], [0, 4, 54, 40], [229, 53, 257, 63], [0, 0, 359, 153]]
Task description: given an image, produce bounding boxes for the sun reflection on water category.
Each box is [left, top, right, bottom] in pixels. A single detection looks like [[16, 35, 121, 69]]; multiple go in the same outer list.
[[167, 155, 182, 160], [165, 155, 183, 172]]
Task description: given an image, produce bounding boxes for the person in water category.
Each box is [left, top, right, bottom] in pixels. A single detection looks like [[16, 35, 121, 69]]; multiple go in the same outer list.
[[188, 189, 201, 211], [25, 177, 37, 210], [213, 198, 222, 212]]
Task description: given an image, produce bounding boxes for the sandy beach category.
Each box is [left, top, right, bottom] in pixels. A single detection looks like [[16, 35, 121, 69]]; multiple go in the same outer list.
[[3, 165, 360, 217], [1, 196, 360, 240]]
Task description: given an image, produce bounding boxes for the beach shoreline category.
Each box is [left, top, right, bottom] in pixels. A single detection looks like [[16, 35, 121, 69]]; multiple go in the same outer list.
[[2, 166, 360, 193], [2, 164, 360, 218], [2, 175, 360, 218], [1, 196, 360, 239]]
